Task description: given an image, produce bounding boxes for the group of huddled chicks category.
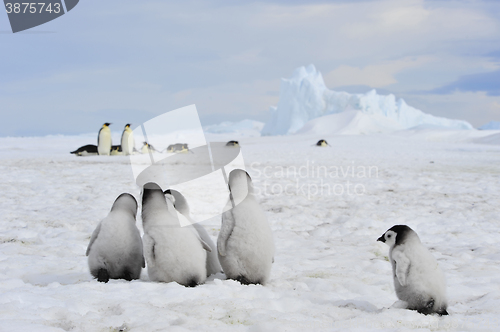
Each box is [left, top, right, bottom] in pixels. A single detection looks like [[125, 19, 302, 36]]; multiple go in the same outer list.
[[86, 169, 274, 288], [83, 129, 448, 316]]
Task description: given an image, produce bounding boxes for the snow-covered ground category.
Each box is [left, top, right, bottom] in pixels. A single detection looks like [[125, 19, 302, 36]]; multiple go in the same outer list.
[[1, 130, 500, 331]]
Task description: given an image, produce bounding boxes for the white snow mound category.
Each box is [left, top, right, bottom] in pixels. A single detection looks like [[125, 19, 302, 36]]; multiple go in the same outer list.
[[296, 110, 403, 135], [262, 64, 474, 135], [474, 132, 500, 145]]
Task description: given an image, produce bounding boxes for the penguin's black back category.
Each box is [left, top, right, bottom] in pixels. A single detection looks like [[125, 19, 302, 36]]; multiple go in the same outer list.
[[70, 144, 98, 154], [226, 140, 239, 146], [316, 139, 327, 146]]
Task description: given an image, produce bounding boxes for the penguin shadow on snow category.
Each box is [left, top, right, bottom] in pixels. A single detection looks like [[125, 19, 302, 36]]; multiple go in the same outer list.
[[331, 300, 382, 313]]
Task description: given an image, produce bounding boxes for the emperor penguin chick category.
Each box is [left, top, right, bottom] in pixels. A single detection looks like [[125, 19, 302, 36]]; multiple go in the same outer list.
[[86, 193, 144, 282], [164, 189, 222, 276], [217, 169, 274, 285], [97, 123, 112, 155], [377, 225, 448, 315], [142, 183, 210, 287]]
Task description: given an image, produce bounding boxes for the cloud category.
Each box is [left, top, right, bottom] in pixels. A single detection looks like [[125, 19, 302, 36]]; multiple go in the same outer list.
[[324, 57, 432, 88], [429, 69, 500, 96], [398, 91, 500, 127], [1, 0, 500, 135]]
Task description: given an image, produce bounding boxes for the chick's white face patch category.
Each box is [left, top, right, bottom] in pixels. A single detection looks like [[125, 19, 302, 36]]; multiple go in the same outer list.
[[384, 230, 397, 247]]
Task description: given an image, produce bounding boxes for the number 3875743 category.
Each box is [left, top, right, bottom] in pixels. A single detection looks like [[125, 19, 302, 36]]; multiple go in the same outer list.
[[5, 3, 61, 14]]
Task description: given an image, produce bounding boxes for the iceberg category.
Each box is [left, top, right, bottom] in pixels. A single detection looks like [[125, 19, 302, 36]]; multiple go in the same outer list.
[[296, 110, 404, 136], [478, 121, 500, 130], [262, 64, 473, 135]]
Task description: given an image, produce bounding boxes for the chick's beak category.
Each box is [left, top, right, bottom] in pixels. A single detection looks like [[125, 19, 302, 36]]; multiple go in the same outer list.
[[377, 235, 385, 242]]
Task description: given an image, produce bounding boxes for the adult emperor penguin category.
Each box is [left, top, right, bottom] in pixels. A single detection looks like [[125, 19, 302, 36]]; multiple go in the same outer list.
[[217, 169, 274, 285], [141, 182, 211, 287], [164, 189, 222, 276], [121, 124, 135, 155], [97, 123, 112, 155], [86, 193, 144, 283], [377, 225, 448, 315], [70, 144, 98, 156]]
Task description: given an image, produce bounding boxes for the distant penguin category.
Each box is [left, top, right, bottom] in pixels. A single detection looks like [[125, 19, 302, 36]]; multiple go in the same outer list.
[[316, 139, 328, 147], [141, 142, 157, 154], [141, 182, 211, 287], [121, 124, 135, 155], [377, 225, 448, 315], [110, 145, 123, 155], [97, 123, 112, 155], [164, 189, 222, 276], [217, 169, 274, 285], [226, 140, 239, 147], [70, 144, 98, 156], [166, 143, 189, 153], [86, 193, 144, 283]]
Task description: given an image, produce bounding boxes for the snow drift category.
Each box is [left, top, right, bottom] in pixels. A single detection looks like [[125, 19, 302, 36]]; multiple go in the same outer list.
[[262, 64, 474, 135], [296, 110, 403, 135], [474, 132, 500, 145]]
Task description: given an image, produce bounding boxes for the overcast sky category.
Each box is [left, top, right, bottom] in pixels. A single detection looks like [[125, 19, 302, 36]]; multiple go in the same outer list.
[[1, 0, 499, 136]]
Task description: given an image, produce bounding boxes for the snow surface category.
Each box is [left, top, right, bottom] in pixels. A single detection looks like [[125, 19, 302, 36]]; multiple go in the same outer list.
[[1, 130, 500, 331], [391, 129, 500, 144], [479, 121, 500, 130], [474, 132, 500, 146], [261, 65, 474, 135]]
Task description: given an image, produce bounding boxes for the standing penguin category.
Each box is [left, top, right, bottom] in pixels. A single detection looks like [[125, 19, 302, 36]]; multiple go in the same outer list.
[[377, 225, 448, 315], [86, 193, 144, 283], [141, 182, 210, 287], [121, 124, 135, 155], [164, 189, 222, 276], [97, 123, 112, 155], [217, 169, 274, 285]]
